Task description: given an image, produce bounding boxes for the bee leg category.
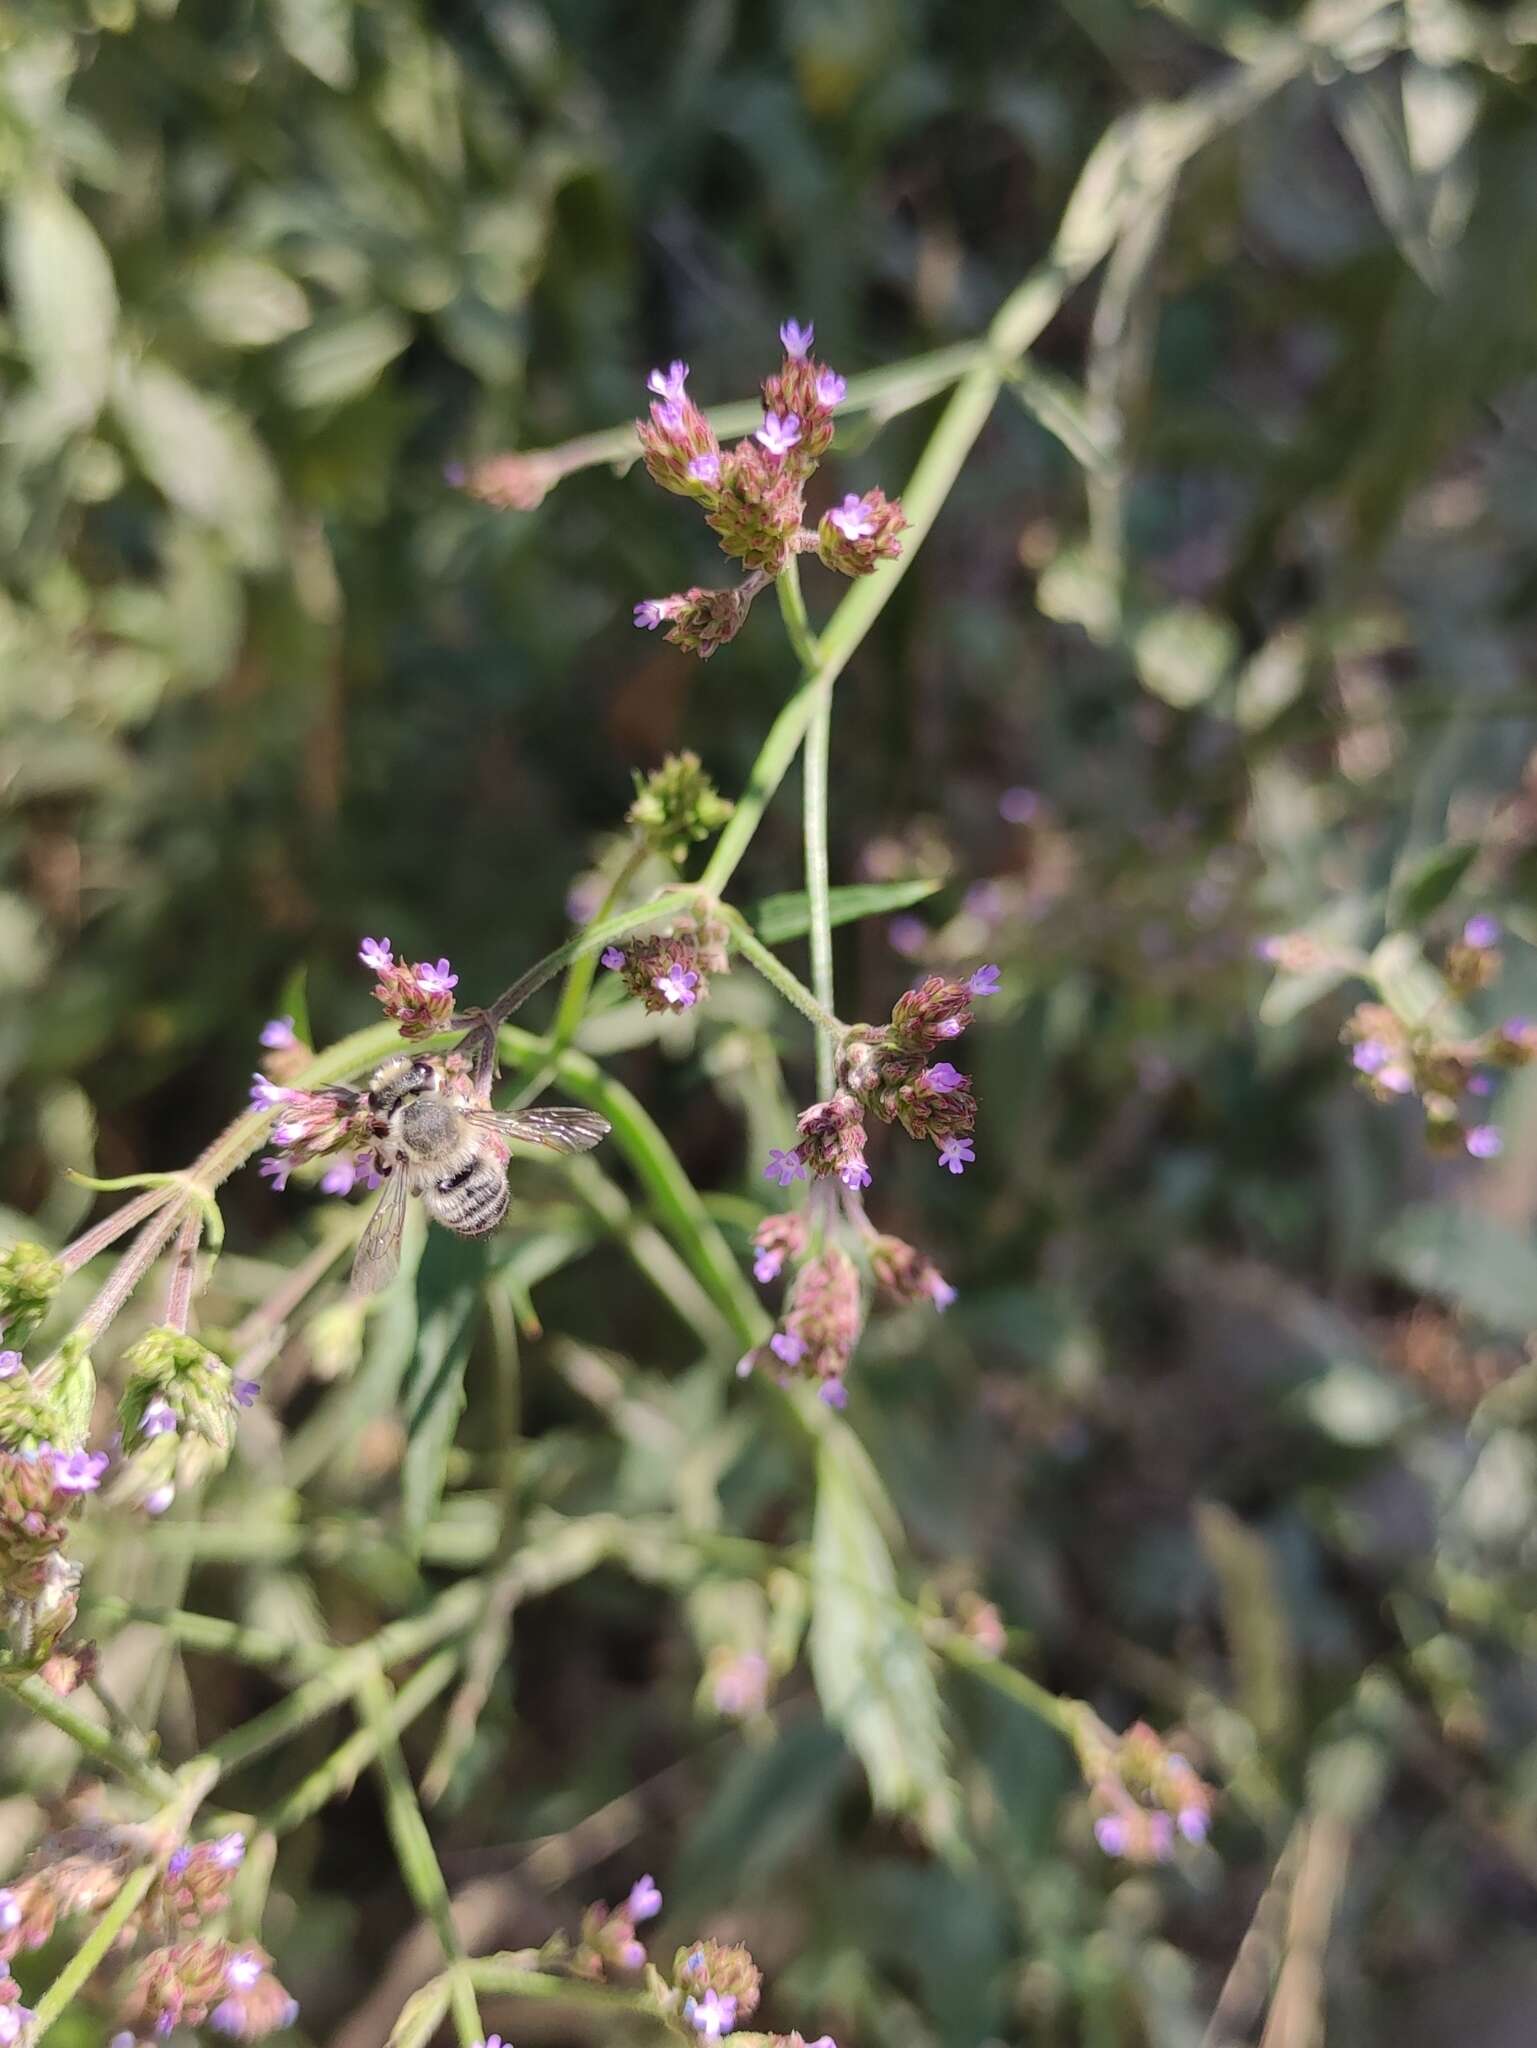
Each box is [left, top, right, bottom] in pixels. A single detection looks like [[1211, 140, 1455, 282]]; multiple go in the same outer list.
[[455, 1009, 500, 1096]]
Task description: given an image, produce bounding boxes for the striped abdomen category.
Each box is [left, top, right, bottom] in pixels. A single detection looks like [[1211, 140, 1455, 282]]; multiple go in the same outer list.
[[422, 1152, 509, 1237]]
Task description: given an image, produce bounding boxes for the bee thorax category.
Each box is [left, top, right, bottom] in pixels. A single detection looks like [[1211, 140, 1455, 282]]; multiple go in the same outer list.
[[395, 1097, 464, 1163]]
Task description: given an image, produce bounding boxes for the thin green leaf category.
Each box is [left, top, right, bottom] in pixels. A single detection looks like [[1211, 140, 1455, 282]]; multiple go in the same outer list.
[[751, 878, 942, 946], [400, 1230, 488, 1551]]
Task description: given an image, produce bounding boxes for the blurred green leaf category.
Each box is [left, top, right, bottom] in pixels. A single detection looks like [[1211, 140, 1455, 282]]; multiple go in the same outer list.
[[111, 359, 283, 570], [751, 878, 942, 944], [400, 1228, 487, 1551], [1378, 1203, 1537, 1334], [1388, 840, 1479, 926], [1133, 603, 1239, 708], [5, 178, 118, 448], [278, 308, 412, 409]]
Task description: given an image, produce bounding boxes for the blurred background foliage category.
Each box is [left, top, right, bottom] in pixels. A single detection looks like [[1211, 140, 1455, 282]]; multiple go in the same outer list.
[[8, 0, 1537, 2042]]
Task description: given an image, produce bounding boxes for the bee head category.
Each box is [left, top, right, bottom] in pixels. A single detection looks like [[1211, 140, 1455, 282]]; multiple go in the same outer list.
[[367, 1054, 442, 1121]]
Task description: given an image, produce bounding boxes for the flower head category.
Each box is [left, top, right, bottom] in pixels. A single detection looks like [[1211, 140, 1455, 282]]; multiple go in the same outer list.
[[0, 1353, 20, 1382], [687, 452, 722, 485], [769, 1331, 806, 1367], [359, 936, 393, 973], [815, 368, 846, 407], [924, 1061, 966, 1093], [634, 600, 668, 630], [601, 946, 627, 970], [937, 1135, 975, 1175], [647, 361, 690, 405], [753, 1247, 784, 1284], [141, 1397, 178, 1439], [755, 411, 801, 457], [779, 318, 814, 360], [655, 967, 701, 1010], [232, 1379, 260, 1410], [967, 964, 1001, 997], [249, 1074, 295, 1110], [50, 1448, 109, 1495], [828, 493, 875, 541], [415, 958, 458, 998], [683, 1989, 738, 2038], [258, 1016, 297, 1051], [1467, 1125, 1503, 1159], [257, 1156, 292, 1192], [627, 1874, 663, 1923], [1463, 914, 1501, 949]]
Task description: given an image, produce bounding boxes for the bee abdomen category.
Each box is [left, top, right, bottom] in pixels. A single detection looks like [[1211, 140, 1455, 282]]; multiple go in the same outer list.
[[428, 1160, 508, 1237]]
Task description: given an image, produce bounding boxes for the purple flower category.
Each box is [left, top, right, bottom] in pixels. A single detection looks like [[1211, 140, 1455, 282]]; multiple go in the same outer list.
[[0, 1888, 20, 1930], [359, 936, 393, 973], [167, 1847, 193, 1878], [1177, 1806, 1208, 1844], [1467, 1125, 1504, 1159], [928, 1275, 958, 1311], [232, 1378, 260, 1409], [924, 1061, 966, 1093], [815, 368, 846, 407], [769, 1331, 806, 1366], [888, 914, 927, 958], [1378, 1063, 1413, 1095], [141, 1398, 178, 1439], [753, 1247, 785, 1285], [226, 1952, 264, 1992], [647, 360, 689, 404], [1352, 1040, 1390, 1075], [51, 1447, 109, 1495], [626, 1873, 663, 1923], [1093, 1814, 1128, 1857], [828, 493, 875, 541], [1467, 1071, 1493, 1097], [415, 958, 458, 997], [321, 1157, 357, 1196], [258, 1156, 292, 1192], [474, 2039, 508, 2048], [1463, 914, 1501, 949], [259, 1015, 297, 1050], [999, 786, 1039, 824], [967, 963, 1001, 997], [779, 318, 814, 360], [934, 1017, 964, 1040], [683, 1989, 738, 2038], [144, 1483, 176, 1517], [601, 946, 627, 970], [0, 1352, 20, 1382], [687, 453, 722, 485], [0, 2001, 35, 2046], [819, 1378, 848, 1410], [655, 967, 700, 1010], [250, 1074, 295, 1110], [763, 1147, 807, 1187], [634, 600, 667, 630], [805, 2038, 838, 2048], [755, 411, 801, 457], [839, 1159, 872, 1191], [211, 1832, 247, 1868], [1503, 1016, 1533, 1041], [937, 1135, 975, 1175]]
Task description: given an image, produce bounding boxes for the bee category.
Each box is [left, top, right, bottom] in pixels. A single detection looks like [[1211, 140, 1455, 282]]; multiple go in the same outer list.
[[342, 1055, 609, 1295]]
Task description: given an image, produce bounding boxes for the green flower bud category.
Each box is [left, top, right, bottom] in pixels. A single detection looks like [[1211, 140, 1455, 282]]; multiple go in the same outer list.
[[627, 752, 735, 865], [119, 1327, 238, 1490], [0, 1343, 94, 1457], [0, 1241, 64, 1347]]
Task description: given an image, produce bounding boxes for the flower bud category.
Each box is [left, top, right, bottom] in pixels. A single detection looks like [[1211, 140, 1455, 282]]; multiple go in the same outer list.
[[627, 752, 735, 865], [116, 1329, 241, 1498], [0, 1242, 64, 1348], [816, 488, 906, 577], [634, 586, 754, 661]]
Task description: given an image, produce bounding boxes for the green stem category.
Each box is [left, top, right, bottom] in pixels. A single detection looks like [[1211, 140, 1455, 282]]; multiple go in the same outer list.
[[717, 907, 843, 1040], [27, 1859, 159, 2034], [261, 1649, 460, 1836], [803, 693, 835, 1099], [548, 842, 650, 1054], [775, 556, 820, 671], [361, 1671, 483, 2048], [464, 1957, 666, 2023], [4, 1674, 176, 1801]]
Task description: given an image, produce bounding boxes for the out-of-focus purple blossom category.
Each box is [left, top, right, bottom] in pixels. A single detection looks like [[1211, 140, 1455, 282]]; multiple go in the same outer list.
[[925, 1061, 966, 1093], [321, 1157, 358, 1196], [1177, 1806, 1209, 1843], [232, 1379, 260, 1409], [1467, 1125, 1503, 1159], [1148, 1813, 1175, 1861], [634, 600, 668, 630], [0, 1353, 20, 1382], [144, 1483, 176, 1516], [1467, 1071, 1493, 1097], [937, 1136, 975, 1175], [764, 1148, 807, 1188], [710, 1653, 768, 1719], [964, 880, 1004, 921], [141, 1397, 178, 1439], [769, 1331, 806, 1367], [250, 1074, 296, 1110], [819, 1378, 848, 1409], [928, 1275, 958, 1311], [626, 1875, 662, 1924], [1352, 1040, 1391, 1075], [683, 1989, 738, 2038], [934, 1017, 964, 1040], [815, 368, 846, 407], [839, 1158, 872, 1190], [753, 1247, 784, 1285], [828, 493, 875, 541], [259, 1016, 298, 1050], [779, 318, 814, 360], [1094, 1815, 1129, 1857], [0, 1891, 19, 1931], [1377, 1064, 1413, 1095], [647, 361, 690, 405], [601, 947, 627, 970], [258, 1156, 292, 1192], [51, 1448, 109, 1495], [687, 453, 721, 485], [415, 958, 458, 997], [999, 786, 1039, 824], [1463, 915, 1501, 949], [359, 937, 393, 973], [755, 411, 801, 457], [888, 914, 927, 958], [655, 967, 700, 1010], [967, 964, 1001, 997]]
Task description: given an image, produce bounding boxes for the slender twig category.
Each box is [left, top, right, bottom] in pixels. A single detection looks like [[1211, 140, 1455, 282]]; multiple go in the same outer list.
[[161, 1211, 203, 1335], [261, 1650, 460, 1836], [717, 907, 845, 1039], [26, 1858, 159, 2033], [4, 1674, 177, 1801]]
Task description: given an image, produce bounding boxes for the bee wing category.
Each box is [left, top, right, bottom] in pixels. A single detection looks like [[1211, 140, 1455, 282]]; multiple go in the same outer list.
[[350, 1171, 410, 1296], [465, 1105, 611, 1155]]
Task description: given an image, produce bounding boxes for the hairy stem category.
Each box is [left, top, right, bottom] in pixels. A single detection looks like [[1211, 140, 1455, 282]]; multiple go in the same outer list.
[[26, 1858, 159, 2033]]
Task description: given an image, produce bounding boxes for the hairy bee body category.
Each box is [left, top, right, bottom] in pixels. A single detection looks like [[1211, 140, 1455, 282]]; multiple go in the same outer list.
[[347, 1053, 609, 1293]]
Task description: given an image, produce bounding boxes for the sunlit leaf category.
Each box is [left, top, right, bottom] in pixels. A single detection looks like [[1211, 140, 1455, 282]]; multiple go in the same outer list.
[[751, 878, 942, 945]]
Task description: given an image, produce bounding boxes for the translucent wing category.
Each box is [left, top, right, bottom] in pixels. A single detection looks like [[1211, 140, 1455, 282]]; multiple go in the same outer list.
[[350, 1170, 410, 1295], [465, 1105, 611, 1155]]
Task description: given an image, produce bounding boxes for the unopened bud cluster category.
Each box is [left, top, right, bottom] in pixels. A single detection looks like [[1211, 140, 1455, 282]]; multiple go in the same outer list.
[[633, 321, 906, 660], [0, 1242, 64, 1348], [1072, 1711, 1214, 1865], [603, 915, 729, 1017], [571, 1873, 664, 1980], [114, 1328, 257, 1516], [0, 1348, 106, 1667], [628, 754, 734, 865]]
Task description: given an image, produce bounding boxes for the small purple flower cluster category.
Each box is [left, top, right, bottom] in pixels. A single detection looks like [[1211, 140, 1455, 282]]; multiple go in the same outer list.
[[632, 320, 906, 660], [113, 1327, 254, 1516], [571, 1873, 664, 1980], [0, 1418, 104, 1666], [359, 935, 459, 1039], [0, 1966, 33, 2045], [672, 1939, 762, 2039], [117, 1934, 297, 2042], [601, 921, 728, 1016], [1072, 1712, 1214, 1866], [743, 1244, 862, 1409], [765, 966, 998, 1193]]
